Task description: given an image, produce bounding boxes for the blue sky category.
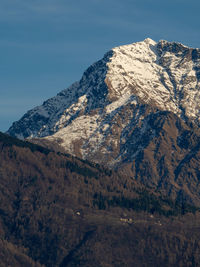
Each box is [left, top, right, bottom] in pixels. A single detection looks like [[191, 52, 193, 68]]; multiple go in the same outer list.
[[1, 0, 200, 132]]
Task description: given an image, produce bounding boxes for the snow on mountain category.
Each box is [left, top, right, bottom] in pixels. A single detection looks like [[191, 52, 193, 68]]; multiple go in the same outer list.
[[7, 38, 200, 166]]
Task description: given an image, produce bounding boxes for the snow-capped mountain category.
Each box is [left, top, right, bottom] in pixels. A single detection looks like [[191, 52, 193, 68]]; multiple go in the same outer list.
[[8, 38, 200, 161], [7, 38, 200, 203]]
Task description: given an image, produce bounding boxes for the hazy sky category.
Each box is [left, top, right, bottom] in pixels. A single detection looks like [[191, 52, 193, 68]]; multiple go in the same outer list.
[[1, 0, 200, 132]]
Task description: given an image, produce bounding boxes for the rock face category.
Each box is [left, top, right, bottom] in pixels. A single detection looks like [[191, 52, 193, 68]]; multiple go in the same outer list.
[[7, 38, 200, 204]]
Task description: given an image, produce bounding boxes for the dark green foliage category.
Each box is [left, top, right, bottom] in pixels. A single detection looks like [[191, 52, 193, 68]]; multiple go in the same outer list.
[[93, 191, 199, 216], [65, 161, 98, 179]]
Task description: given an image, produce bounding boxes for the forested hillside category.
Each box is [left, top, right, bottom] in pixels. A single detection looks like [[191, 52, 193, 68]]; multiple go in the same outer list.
[[1, 132, 200, 266]]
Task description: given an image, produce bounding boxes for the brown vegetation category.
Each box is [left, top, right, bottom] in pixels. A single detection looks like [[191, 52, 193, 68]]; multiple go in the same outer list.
[[1, 132, 200, 266]]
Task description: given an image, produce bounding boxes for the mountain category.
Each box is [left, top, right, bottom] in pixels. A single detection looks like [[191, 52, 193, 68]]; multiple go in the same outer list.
[[7, 38, 200, 205], [1, 131, 200, 267]]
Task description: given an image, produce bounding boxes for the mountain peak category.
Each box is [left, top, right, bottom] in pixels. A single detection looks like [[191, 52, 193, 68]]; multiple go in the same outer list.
[[144, 37, 157, 45]]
